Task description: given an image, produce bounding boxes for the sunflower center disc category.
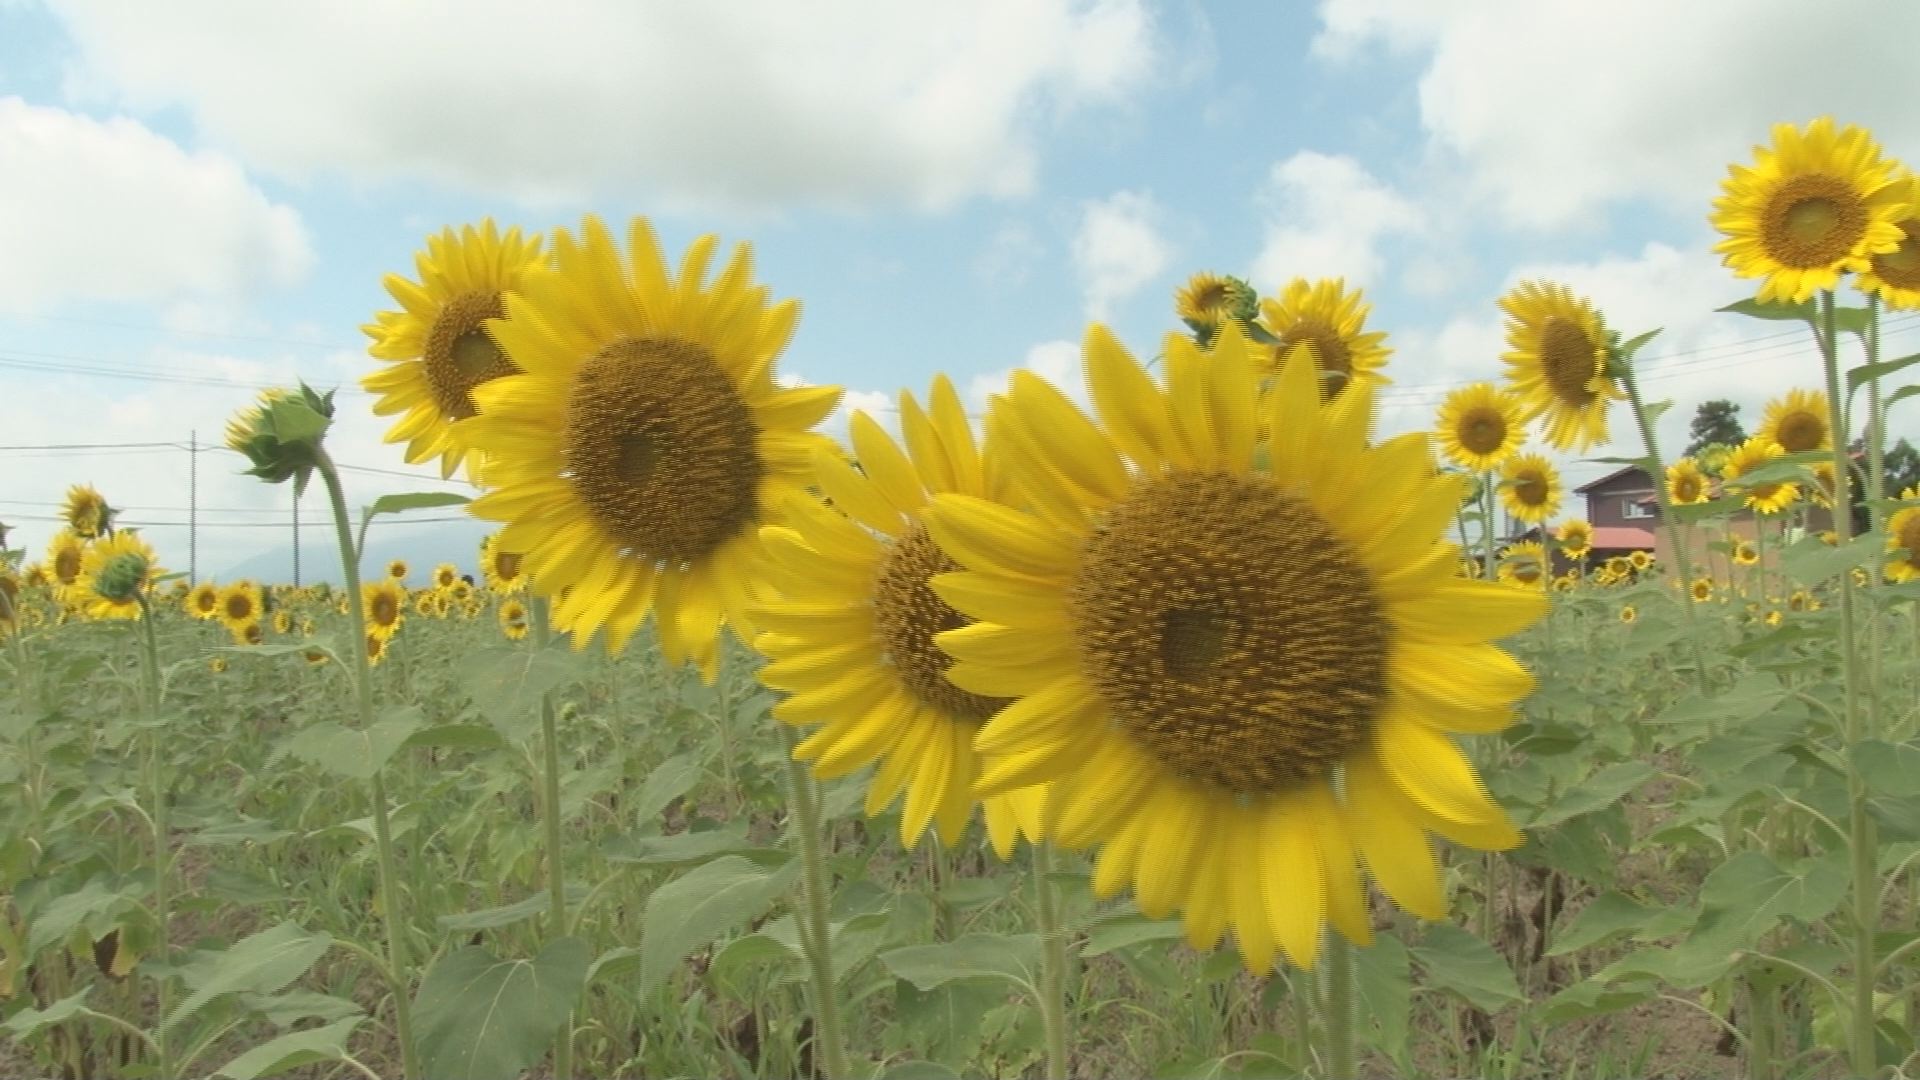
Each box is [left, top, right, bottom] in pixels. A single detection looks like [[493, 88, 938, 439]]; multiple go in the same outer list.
[[874, 526, 1011, 723], [1460, 410, 1507, 455], [54, 549, 81, 583], [1874, 226, 1920, 288], [1774, 411, 1825, 452], [1512, 473, 1548, 508], [1070, 470, 1389, 795], [565, 337, 764, 567], [1281, 325, 1353, 400], [423, 292, 517, 421], [369, 591, 398, 630], [1539, 317, 1597, 407], [1673, 473, 1702, 502], [1764, 175, 1867, 269]]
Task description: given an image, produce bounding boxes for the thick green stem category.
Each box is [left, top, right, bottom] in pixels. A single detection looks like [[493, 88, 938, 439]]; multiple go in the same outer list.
[[779, 725, 850, 1080], [1032, 841, 1072, 1080], [1322, 934, 1358, 1080], [1747, 981, 1779, 1080], [315, 449, 420, 1080], [1480, 474, 1498, 580], [532, 596, 572, 1080], [135, 596, 172, 1078], [1817, 291, 1879, 1076], [1618, 360, 1712, 687]]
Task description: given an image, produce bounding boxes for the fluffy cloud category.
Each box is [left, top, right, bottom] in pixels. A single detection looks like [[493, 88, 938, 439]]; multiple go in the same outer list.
[[0, 97, 312, 313], [966, 338, 1086, 411], [1072, 191, 1171, 321], [1250, 151, 1420, 291], [1312, 0, 1920, 229], [49, 0, 1155, 213]]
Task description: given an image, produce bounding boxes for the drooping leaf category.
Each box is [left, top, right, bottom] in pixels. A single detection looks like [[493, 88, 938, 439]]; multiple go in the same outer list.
[[1526, 761, 1656, 829], [1353, 935, 1411, 1060], [164, 922, 333, 1033], [1079, 912, 1185, 958], [1549, 891, 1657, 956], [364, 491, 471, 519], [880, 933, 1042, 994], [1, 988, 91, 1038], [637, 855, 799, 998], [457, 646, 580, 740], [412, 938, 591, 1080], [628, 753, 705, 827], [282, 707, 423, 781], [1540, 978, 1658, 1025], [214, 1016, 364, 1079], [1409, 924, 1522, 1013]]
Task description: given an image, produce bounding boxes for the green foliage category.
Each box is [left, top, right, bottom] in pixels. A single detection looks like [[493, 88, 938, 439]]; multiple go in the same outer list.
[[412, 938, 590, 1080], [1683, 398, 1747, 457]]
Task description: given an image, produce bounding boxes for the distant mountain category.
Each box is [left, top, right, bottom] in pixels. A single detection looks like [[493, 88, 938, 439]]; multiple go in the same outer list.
[[218, 518, 494, 586]]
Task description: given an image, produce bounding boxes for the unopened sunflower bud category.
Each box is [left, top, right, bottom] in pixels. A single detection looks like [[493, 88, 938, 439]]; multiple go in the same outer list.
[[93, 552, 151, 603], [226, 383, 338, 492]]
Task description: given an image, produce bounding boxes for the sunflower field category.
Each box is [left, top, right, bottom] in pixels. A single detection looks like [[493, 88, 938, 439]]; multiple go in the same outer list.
[[4, 116, 1920, 1080]]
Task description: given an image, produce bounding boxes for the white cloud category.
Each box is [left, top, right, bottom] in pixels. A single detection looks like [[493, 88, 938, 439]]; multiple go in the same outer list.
[[1072, 191, 1171, 321], [1250, 151, 1419, 291], [966, 338, 1087, 413], [0, 97, 312, 314], [49, 0, 1156, 214], [974, 223, 1046, 288], [1312, 0, 1920, 229]]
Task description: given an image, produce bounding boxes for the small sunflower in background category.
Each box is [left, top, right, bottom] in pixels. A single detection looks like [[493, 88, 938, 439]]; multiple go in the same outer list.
[[1618, 605, 1637, 625], [47, 530, 86, 589], [387, 559, 409, 581], [1434, 383, 1525, 472], [1690, 577, 1715, 603], [1174, 272, 1257, 339], [1499, 452, 1561, 525], [22, 564, 50, 591], [62, 484, 113, 539], [1763, 609, 1785, 628], [217, 581, 264, 637], [1500, 282, 1617, 452], [480, 533, 526, 594], [271, 609, 293, 635], [924, 327, 1543, 971], [1722, 437, 1800, 515], [209, 656, 229, 674], [1733, 540, 1761, 567], [1885, 485, 1920, 583], [413, 589, 440, 618], [1628, 550, 1653, 573], [186, 581, 221, 620], [234, 621, 265, 647], [1787, 589, 1821, 613], [363, 579, 407, 641], [366, 632, 390, 667], [0, 573, 18, 636], [1555, 519, 1593, 560], [1710, 118, 1907, 304], [1757, 389, 1831, 453], [1498, 540, 1549, 591], [755, 374, 1043, 856], [1858, 175, 1920, 310], [299, 616, 316, 637], [498, 599, 530, 641], [463, 215, 842, 678], [431, 563, 459, 591], [361, 220, 547, 478], [1256, 277, 1392, 402], [1666, 457, 1711, 505]]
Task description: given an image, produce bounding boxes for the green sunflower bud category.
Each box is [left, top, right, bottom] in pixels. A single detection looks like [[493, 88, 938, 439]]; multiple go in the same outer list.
[[93, 552, 151, 603], [226, 383, 338, 494]]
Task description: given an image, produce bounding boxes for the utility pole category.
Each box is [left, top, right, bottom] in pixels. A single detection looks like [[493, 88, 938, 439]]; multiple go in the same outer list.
[[291, 484, 301, 587], [188, 431, 198, 586]]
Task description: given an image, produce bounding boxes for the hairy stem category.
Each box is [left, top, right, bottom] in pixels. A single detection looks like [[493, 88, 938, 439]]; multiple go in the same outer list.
[[780, 725, 850, 1080]]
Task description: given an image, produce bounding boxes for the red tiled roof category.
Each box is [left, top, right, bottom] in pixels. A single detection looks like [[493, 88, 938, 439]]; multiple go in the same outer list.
[[1590, 526, 1655, 549]]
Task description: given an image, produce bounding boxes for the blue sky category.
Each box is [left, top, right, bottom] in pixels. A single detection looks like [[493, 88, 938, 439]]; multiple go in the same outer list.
[[2, 0, 1916, 579]]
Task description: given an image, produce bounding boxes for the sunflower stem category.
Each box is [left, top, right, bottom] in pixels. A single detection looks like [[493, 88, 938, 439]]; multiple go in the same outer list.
[[1032, 841, 1072, 1080], [1617, 360, 1712, 690], [779, 724, 851, 1080], [315, 448, 420, 1080], [1480, 474, 1498, 580], [1322, 933, 1359, 1080], [1817, 289, 1880, 1076], [134, 593, 173, 1078], [531, 595, 573, 1080]]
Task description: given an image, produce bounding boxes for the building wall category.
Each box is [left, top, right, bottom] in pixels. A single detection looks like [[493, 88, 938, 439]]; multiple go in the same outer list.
[[1582, 471, 1661, 529]]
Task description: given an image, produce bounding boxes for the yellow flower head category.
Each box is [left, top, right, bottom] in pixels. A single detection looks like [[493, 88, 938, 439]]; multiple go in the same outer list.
[[1499, 281, 1617, 452], [1690, 577, 1715, 603], [1554, 519, 1593, 559], [362, 220, 548, 478], [1756, 389, 1830, 454], [387, 559, 409, 581], [1858, 175, 1920, 310], [480, 533, 526, 594], [1499, 452, 1561, 525], [1434, 383, 1525, 472], [921, 324, 1543, 972], [1722, 437, 1800, 515], [363, 579, 407, 640], [1174, 272, 1256, 333], [1498, 540, 1549, 591], [1618, 605, 1636, 624], [1733, 540, 1761, 566], [1887, 486, 1920, 583], [498, 598, 530, 641], [217, 580, 263, 635], [1256, 277, 1391, 402], [62, 484, 112, 539], [1666, 457, 1710, 506], [1711, 118, 1909, 304], [186, 581, 221, 620]]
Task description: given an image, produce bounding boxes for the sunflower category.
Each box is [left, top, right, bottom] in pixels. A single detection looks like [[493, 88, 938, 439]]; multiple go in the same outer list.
[[0, 573, 20, 635], [300, 616, 316, 636], [755, 375, 1045, 855], [366, 632, 389, 667], [431, 563, 459, 591], [1434, 383, 1525, 472], [1666, 457, 1710, 506], [62, 484, 112, 539], [480, 533, 526, 594], [271, 609, 293, 635], [1690, 577, 1715, 603], [1498, 540, 1549, 591], [498, 598, 530, 641], [1256, 278, 1392, 402], [233, 621, 265, 647], [361, 220, 547, 478], [1722, 437, 1800, 515], [186, 581, 221, 620], [464, 215, 843, 677], [1886, 486, 1920, 583], [1175, 272, 1256, 335], [1733, 540, 1761, 567], [1499, 282, 1617, 452], [413, 589, 441, 618], [1858, 177, 1920, 310], [1628, 550, 1653, 573], [22, 563, 50, 591], [1605, 556, 1633, 577], [921, 326, 1543, 971], [1619, 605, 1637, 624], [1555, 519, 1593, 560], [217, 581, 264, 635], [209, 656, 229, 674], [387, 559, 409, 581], [1764, 609, 1784, 628], [1787, 589, 1820, 613], [363, 579, 406, 640], [1710, 118, 1908, 305], [1499, 453, 1561, 525], [47, 530, 86, 589], [1757, 389, 1831, 453], [303, 648, 330, 667]]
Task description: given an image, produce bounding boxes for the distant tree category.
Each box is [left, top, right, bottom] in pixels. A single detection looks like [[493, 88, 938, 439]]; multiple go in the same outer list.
[[1885, 438, 1920, 497], [1684, 399, 1747, 458]]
